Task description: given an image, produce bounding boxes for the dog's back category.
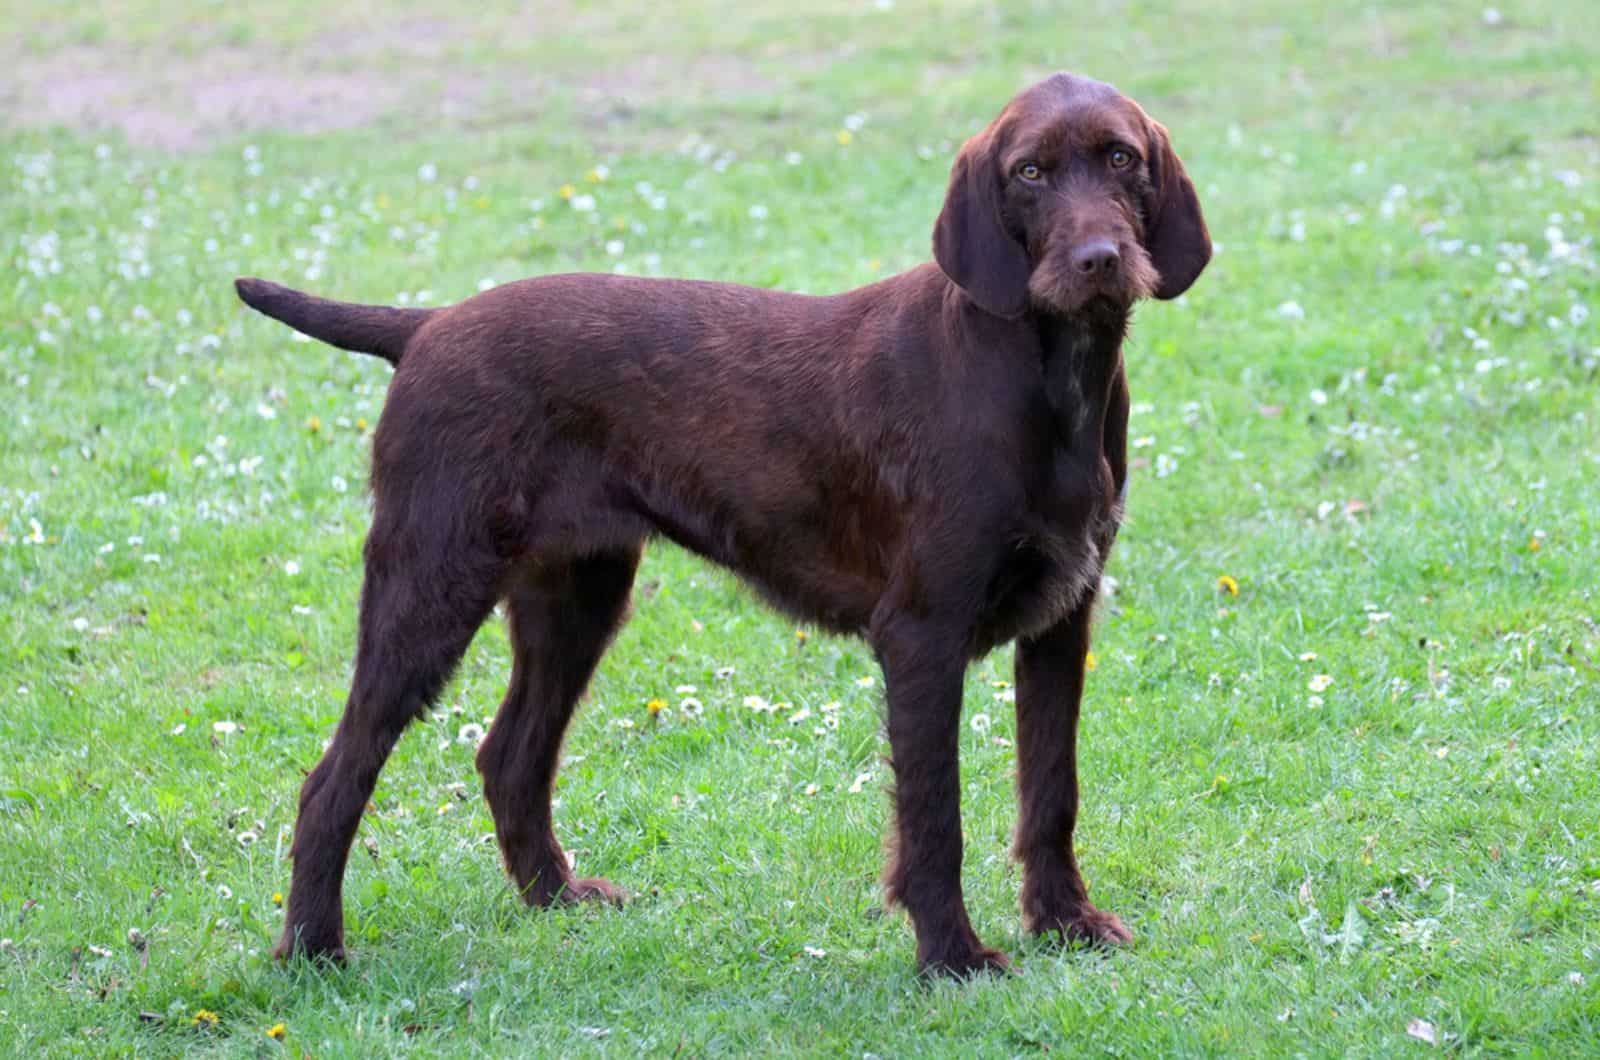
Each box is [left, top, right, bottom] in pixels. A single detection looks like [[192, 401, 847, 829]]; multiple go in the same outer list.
[[239, 267, 965, 634]]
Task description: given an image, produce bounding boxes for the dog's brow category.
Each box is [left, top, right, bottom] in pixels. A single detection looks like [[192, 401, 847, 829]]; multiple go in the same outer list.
[[1007, 102, 1144, 167], [1029, 124, 1067, 157], [1001, 116, 1073, 168]]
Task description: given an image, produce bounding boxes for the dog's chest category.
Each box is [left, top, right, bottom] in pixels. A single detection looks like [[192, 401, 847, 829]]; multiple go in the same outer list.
[[974, 442, 1120, 652]]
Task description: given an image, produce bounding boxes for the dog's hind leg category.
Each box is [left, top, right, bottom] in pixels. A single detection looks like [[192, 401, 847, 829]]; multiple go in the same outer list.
[[274, 516, 504, 963], [476, 546, 641, 907]]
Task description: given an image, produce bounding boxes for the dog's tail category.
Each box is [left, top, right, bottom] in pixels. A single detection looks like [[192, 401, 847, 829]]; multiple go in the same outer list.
[[234, 278, 436, 366]]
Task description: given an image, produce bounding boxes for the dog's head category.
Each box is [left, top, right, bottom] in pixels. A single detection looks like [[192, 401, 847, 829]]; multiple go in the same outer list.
[[933, 73, 1211, 320]]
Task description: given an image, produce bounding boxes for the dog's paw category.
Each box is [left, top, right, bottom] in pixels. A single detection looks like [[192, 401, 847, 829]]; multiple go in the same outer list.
[[919, 944, 1014, 980], [272, 927, 347, 966], [1030, 903, 1132, 948], [559, 876, 628, 907]]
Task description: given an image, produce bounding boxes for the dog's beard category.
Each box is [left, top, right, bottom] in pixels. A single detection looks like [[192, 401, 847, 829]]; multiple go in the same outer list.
[[1026, 241, 1159, 319]]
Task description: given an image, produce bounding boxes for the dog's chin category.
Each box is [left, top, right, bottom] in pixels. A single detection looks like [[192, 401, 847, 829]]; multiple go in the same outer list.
[[1031, 285, 1128, 312], [1027, 281, 1133, 326]]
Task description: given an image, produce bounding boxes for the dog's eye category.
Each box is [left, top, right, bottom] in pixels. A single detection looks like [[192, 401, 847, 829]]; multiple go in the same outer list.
[[1017, 162, 1043, 181], [1108, 147, 1135, 170]]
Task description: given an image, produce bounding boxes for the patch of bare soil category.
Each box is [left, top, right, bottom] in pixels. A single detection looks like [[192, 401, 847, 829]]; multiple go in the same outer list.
[[1, 13, 794, 152], [7, 49, 404, 150], [2, 16, 480, 151]]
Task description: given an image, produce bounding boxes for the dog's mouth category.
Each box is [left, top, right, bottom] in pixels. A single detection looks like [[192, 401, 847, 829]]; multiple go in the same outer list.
[[1031, 284, 1132, 316], [1026, 240, 1158, 318]]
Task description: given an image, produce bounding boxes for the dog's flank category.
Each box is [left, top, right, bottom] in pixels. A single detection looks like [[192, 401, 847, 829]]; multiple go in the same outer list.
[[234, 277, 434, 364], [237, 71, 1208, 977]]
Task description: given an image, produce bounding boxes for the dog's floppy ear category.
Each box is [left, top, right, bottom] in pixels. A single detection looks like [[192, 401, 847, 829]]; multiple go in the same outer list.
[[933, 132, 1031, 318], [1143, 119, 1211, 299]]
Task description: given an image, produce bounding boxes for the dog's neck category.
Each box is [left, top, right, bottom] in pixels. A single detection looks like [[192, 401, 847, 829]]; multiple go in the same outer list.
[[1034, 308, 1127, 446]]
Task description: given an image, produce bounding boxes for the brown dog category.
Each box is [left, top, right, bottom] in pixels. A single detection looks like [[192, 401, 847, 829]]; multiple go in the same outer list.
[[236, 72, 1208, 977]]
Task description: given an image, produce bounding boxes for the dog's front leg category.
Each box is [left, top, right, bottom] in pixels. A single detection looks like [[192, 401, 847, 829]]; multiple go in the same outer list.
[[874, 613, 1010, 977], [1013, 599, 1132, 947]]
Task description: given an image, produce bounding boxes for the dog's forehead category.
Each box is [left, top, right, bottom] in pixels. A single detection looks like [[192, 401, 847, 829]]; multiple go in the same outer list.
[[1001, 74, 1147, 153]]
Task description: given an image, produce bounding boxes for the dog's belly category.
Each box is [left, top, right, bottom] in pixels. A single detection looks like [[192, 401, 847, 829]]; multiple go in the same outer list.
[[623, 463, 897, 637]]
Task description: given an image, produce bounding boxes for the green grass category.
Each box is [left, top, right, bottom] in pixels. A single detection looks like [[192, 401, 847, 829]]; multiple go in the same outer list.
[[3, 0, 1598, 1054]]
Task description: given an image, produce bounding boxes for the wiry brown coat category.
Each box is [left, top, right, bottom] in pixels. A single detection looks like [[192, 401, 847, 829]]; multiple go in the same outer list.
[[235, 72, 1209, 976]]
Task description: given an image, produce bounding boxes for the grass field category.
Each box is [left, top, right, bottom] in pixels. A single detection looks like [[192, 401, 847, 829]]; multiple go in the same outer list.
[[3, 1, 1598, 1054]]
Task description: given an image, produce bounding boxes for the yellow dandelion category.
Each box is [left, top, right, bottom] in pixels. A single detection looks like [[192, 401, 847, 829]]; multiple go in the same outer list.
[[558, 183, 576, 200], [307, 416, 321, 433], [266, 1023, 287, 1040], [355, 417, 368, 431], [1216, 574, 1239, 597], [646, 697, 666, 716], [836, 130, 853, 146], [376, 193, 392, 209], [473, 195, 490, 210], [272, 891, 284, 907], [612, 217, 628, 231], [794, 628, 809, 644], [191, 1010, 220, 1030], [1085, 651, 1098, 672], [1528, 537, 1541, 552], [586, 167, 608, 183]]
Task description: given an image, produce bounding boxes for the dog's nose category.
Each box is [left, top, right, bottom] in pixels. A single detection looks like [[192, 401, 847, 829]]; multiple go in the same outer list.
[[1071, 240, 1120, 276]]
